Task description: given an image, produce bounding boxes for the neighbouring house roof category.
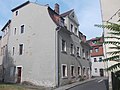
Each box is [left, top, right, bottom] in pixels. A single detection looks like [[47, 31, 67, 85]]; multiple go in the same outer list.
[[87, 37, 103, 46], [11, 1, 30, 12], [1, 20, 11, 31], [48, 7, 64, 26], [60, 9, 74, 17], [81, 41, 92, 49]]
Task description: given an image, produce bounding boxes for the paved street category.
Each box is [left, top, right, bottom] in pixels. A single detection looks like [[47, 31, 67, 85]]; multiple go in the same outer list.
[[68, 78, 108, 90]]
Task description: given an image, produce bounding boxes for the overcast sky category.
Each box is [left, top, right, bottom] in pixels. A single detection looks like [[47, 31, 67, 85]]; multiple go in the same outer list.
[[0, 0, 103, 40]]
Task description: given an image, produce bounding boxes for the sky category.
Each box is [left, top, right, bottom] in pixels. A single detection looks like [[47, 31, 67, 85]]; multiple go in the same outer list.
[[0, 0, 103, 40]]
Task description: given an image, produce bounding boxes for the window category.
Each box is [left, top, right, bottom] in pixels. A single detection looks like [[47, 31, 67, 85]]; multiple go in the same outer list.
[[71, 65, 75, 76], [86, 51, 89, 58], [99, 57, 102, 62], [15, 11, 18, 16], [90, 50, 92, 53], [95, 68, 97, 73], [92, 40, 97, 44], [12, 47, 15, 55], [21, 25, 25, 34], [95, 48, 99, 52], [74, 27, 77, 35], [86, 68, 89, 76], [19, 44, 23, 55], [83, 67, 85, 75], [78, 66, 81, 75], [77, 47, 80, 56], [82, 49, 85, 58], [71, 24, 73, 32], [14, 28, 16, 35], [94, 58, 97, 62], [62, 39, 66, 52], [62, 64, 67, 77], [70, 44, 74, 54]]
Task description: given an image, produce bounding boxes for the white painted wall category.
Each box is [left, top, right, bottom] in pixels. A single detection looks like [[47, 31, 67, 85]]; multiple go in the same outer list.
[[100, 0, 120, 82], [8, 3, 57, 87], [91, 56, 108, 76]]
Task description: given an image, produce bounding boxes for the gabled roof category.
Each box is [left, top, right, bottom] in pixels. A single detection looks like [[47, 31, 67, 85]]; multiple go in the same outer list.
[[11, 1, 30, 12], [60, 9, 74, 17], [48, 7, 64, 26], [1, 20, 11, 31]]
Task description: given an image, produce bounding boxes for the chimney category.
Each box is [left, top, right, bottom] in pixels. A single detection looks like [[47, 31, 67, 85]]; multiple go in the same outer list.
[[54, 3, 59, 14], [82, 35, 86, 42]]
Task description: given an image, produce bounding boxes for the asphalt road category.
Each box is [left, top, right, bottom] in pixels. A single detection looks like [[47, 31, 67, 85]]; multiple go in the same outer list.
[[68, 78, 108, 90]]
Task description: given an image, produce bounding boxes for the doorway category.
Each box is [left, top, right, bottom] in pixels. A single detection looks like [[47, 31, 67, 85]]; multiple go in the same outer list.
[[17, 67, 22, 83], [99, 69, 104, 77]]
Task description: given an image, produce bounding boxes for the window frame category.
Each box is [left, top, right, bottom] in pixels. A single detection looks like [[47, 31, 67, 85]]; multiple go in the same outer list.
[[74, 27, 78, 35], [12, 47, 15, 55], [78, 66, 81, 76], [94, 58, 97, 62], [61, 39, 66, 52], [20, 25, 25, 34], [70, 65, 75, 77], [70, 44, 74, 55], [99, 57, 102, 62], [77, 47, 80, 56], [61, 64, 67, 78], [14, 27, 17, 35], [95, 68, 97, 73], [95, 48, 99, 52], [70, 24, 73, 32], [15, 11, 18, 16], [83, 67, 86, 76], [19, 44, 23, 55]]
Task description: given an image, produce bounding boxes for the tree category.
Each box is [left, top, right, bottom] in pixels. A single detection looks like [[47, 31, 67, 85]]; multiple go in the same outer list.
[[95, 22, 120, 71]]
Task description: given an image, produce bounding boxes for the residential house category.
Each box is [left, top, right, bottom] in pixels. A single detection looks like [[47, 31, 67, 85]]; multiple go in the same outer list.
[[87, 37, 107, 77], [0, 1, 91, 87]]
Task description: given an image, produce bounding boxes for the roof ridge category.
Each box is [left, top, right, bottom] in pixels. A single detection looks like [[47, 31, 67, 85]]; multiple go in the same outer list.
[[60, 9, 74, 17]]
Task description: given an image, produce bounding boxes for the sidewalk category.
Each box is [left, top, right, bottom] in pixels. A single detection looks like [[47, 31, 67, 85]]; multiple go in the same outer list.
[[54, 78, 97, 90]]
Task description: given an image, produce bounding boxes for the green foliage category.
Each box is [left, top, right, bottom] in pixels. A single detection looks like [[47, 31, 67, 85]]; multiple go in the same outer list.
[[95, 22, 120, 71]]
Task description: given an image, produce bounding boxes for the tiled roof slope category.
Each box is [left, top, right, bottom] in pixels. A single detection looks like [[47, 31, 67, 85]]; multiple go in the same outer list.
[[60, 9, 74, 17]]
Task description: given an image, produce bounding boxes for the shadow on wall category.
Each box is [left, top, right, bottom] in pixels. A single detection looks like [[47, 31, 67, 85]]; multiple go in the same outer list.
[[1, 46, 16, 83]]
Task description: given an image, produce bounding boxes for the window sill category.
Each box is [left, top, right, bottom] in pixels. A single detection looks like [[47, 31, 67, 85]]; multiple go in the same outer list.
[[61, 76, 68, 79], [61, 51, 67, 54], [77, 55, 81, 58], [71, 76, 75, 78], [70, 53, 75, 56], [83, 57, 86, 59]]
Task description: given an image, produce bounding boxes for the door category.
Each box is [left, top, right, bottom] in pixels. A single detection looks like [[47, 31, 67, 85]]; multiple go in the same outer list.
[[17, 67, 22, 83], [99, 69, 104, 77]]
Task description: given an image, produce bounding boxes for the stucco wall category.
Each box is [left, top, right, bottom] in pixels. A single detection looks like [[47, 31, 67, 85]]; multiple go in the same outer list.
[[58, 29, 90, 86], [7, 3, 57, 87]]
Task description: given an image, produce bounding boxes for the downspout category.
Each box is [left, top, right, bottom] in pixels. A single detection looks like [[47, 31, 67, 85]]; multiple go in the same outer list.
[[55, 26, 61, 87]]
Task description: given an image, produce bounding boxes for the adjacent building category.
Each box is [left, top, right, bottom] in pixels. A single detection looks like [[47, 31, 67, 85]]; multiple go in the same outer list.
[[0, 1, 91, 87], [87, 37, 107, 77], [100, 0, 120, 80]]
